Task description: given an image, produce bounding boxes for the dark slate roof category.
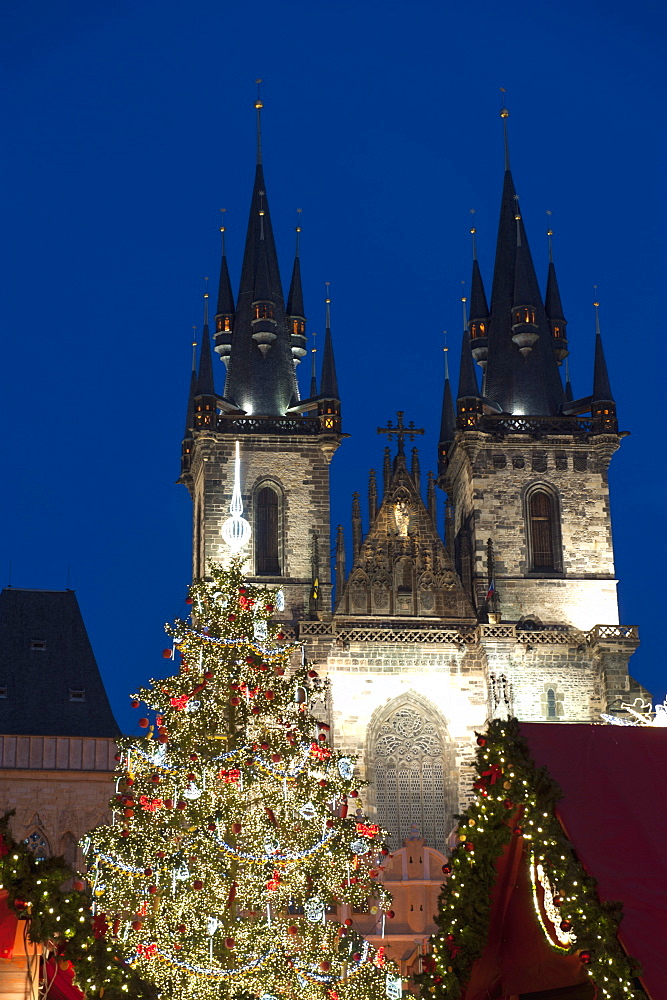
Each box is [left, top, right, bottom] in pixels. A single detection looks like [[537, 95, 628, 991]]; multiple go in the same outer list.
[[216, 252, 235, 318], [469, 258, 489, 320], [457, 330, 480, 399], [0, 589, 120, 738], [483, 170, 565, 416], [222, 164, 299, 415], [544, 260, 566, 325], [592, 329, 614, 403], [439, 367, 455, 445], [286, 254, 305, 318]]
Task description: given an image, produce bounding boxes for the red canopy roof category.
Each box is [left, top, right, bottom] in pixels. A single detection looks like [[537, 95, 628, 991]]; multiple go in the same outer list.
[[520, 723, 667, 1000]]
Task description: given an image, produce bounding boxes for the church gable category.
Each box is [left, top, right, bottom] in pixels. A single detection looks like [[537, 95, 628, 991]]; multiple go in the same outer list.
[[336, 460, 475, 620]]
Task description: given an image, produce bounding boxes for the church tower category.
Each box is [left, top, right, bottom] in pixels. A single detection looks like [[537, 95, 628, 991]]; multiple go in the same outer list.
[[179, 97, 342, 618]]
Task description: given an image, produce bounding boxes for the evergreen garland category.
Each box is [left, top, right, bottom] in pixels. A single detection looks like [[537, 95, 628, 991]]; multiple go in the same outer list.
[[417, 719, 646, 1000], [0, 811, 155, 1000]]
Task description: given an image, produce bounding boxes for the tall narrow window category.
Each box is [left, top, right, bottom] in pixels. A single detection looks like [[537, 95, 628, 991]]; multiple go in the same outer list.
[[255, 486, 280, 575], [546, 689, 557, 719], [529, 489, 557, 570]]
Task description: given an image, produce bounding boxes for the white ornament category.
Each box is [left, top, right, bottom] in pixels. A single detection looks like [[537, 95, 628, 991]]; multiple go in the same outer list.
[[304, 896, 325, 923], [221, 441, 251, 552], [299, 801, 317, 821], [350, 839, 370, 855], [386, 973, 403, 999], [259, 994, 280, 1000], [337, 757, 354, 780], [81, 836, 91, 856], [254, 620, 268, 641], [183, 781, 202, 800], [275, 590, 285, 612], [264, 837, 280, 856], [206, 916, 219, 936], [150, 743, 167, 766], [185, 700, 201, 714]]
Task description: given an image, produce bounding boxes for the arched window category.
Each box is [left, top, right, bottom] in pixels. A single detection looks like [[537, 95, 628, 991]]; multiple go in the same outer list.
[[527, 488, 560, 572], [373, 703, 453, 850], [255, 485, 281, 576], [546, 689, 557, 720], [24, 828, 50, 859]]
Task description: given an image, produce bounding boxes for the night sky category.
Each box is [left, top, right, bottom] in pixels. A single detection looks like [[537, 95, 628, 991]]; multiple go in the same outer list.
[[2, 0, 665, 734]]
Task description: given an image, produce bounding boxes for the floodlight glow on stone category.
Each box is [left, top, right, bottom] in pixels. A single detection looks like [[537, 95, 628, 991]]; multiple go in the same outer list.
[[221, 441, 251, 552]]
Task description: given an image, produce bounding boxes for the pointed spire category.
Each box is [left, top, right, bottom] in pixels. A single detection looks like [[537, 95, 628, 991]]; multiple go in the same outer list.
[[352, 492, 363, 558], [196, 281, 216, 396], [319, 285, 339, 399], [427, 471, 437, 525], [411, 447, 421, 492], [383, 447, 391, 494], [438, 342, 456, 470], [468, 215, 490, 378], [255, 79, 263, 165], [214, 212, 235, 368], [335, 525, 346, 598], [368, 469, 378, 524], [591, 301, 614, 403], [483, 139, 564, 415], [564, 357, 573, 402], [286, 211, 307, 370], [457, 330, 480, 399], [181, 327, 199, 478], [310, 330, 318, 397], [499, 95, 510, 172], [544, 214, 569, 363], [222, 98, 298, 415]]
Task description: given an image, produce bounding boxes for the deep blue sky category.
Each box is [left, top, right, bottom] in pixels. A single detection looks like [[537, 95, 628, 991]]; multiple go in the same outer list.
[[2, 0, 665, 734]]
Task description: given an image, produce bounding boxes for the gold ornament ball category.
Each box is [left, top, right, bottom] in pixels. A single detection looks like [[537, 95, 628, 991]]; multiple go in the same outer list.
[[468, 819, 476, 827], [503, 780, 512, 790]]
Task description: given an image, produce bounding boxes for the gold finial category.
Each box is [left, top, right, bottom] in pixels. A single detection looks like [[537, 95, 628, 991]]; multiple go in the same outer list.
[[203, 277, 210, 325], [443, 331, 450, 380], [219, 208, 227, 255], [325, 281, 331, 329], [499, 88, 510, 169], [295, 208, 302, 256], [461, 282, 468, 330], [191, 325, 198, 371], [546, 209, 554, 262], [469, 208, 478, 260], [255, 81, 264, 164], [593, 287, 601, 336]]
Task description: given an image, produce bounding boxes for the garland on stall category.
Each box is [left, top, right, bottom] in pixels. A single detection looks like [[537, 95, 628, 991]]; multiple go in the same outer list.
[[417, 719, 646, 1000], [0, 812, 155, 1000]]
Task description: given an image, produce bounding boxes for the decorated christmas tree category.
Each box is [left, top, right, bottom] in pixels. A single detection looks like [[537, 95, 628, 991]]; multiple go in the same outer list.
[[85, 563, 399, 1000]]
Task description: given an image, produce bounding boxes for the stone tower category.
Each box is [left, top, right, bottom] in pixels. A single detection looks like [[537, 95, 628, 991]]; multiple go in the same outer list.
[[179, 104, 647, 857], [179, 97, 342, 619]]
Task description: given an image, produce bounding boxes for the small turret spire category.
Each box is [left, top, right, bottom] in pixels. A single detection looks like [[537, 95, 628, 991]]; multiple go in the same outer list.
[[544, 212, 569, 363], [286, 209, 307, 369], [457, 329, 480, 400], [310, 330, 318, 397], [335, 525, 346, 599], [590, 296, 617, 432], [255, 79, 263, 165], [438, 339, 456, 480], [352, 492, 363, 558], [181, 327, 199, 477], [197, 280, 216, 396], [319, 283, 339, 399], [368, 469, 378, 524]]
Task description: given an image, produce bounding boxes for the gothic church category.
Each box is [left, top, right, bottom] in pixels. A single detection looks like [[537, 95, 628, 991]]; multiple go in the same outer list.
[[179, 99, 647, 859]]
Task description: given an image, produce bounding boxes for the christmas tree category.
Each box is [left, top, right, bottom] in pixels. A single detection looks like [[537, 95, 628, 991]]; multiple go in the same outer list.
[[85, 563, 399, 1000]]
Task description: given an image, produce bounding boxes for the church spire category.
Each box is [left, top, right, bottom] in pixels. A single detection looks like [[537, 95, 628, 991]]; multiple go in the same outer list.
[[214, 211, 235, 367], [591, 299, 617, 431], [438, 343, 456, 481], [286, 213, 307, 369], [479, 107, 565, 416], [319, 286, 339, 400], [544, 218, 569, 363], [196, 282, 215, 396], [180, 327, 199, 479], [222, 95, 298, 415], [468, 216, 490, 375]]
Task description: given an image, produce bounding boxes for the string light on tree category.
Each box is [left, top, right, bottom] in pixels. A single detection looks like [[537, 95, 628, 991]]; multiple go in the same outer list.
[[85, 562, 398, 1000]]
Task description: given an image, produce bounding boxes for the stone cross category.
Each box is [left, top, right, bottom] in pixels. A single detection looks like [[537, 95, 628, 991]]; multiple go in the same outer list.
[[377, 411, 424, 456]]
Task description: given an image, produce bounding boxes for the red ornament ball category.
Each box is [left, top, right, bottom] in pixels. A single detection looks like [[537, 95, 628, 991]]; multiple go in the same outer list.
[[177, 924, 186, 933], [320, 961, 330, 972], [121, 830, 130, 839], [276, 632, 285, 641], [442, 864, 452, 875], [352, 953, 361, 962], [349, 790, 359, 798], [114, 753, 121, 762], [224, 937, 235, 949], [326, 819, 334, 828], [187, 773, 196, 781], [148, 885, 157, 895], [553, 895, 563, 906], [72, 880, 85, 891], [162, 649, 172, 659], [560, 920, 572, 932], [465, 842, 475, 852], [190, 753, 198, 761], [156, 851, 165, 859], [246, 657, 255, 665], [230, 696, 240, 707], [387, 910, 395, 919], [204, 670, 213, 680], [138, 718, 149, 728], [434, 976, 443, 985], [185, 597, 193, 605], [579, 950, 591, 965], [228, 615, 236, 623], [381, 847, 390, 856], [192, 880, 204, 891], [265, 604, 274, 613], [144, 868, 153, 877], [131, 920, 143, 931], [130, 699, 139, 709], [319, 779, 327, 787], [252, 706, 261, 714], [476, 736, 487, 747], [164, 799, 173, 809], [208, 823, 216, 831], [232, 823, 242, 834], [176, 800, 186, 810], [514, 825, 523, 835], [344, 918, 352, 927], [151, 774, 160, 784], [288, 925, 298, 935], [158, 734, 169, 744], [318, 733, 327, 742], [265, 690, 275, 700], [274, 667, 285, 676], [125, 778, 134, 786], [445, 934, 454, 943], [307, 670, 318, 679], [271, 753, 281, 763]]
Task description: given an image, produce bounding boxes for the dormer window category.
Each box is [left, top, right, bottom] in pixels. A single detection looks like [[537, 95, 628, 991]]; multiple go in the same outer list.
[[69, 688, 86, 702], [470, 321, 486, 339], [30, 640, 46, 651], [253, 303, 274, 320]]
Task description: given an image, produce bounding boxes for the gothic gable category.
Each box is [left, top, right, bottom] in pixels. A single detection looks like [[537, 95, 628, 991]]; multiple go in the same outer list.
[[336, 461, 475, 620]]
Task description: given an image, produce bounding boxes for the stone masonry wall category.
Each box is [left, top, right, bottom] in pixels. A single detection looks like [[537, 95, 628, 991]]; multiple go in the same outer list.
[[189, 433, 334, 619], [446, 432, 621, 627]]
